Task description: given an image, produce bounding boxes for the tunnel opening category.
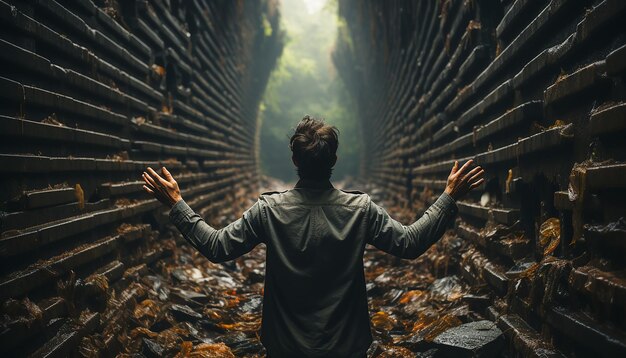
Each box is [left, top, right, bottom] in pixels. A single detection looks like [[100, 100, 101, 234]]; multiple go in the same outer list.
[[257, 0, 361, 185]]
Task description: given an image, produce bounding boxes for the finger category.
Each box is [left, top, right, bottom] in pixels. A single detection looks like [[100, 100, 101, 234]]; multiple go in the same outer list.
[[142, 172, 156, 186], [463, 166, 483, 181], [162, 166, 175, 182], [143, 185, 155, 195], [469, 178, 485, 189], [143, 172, 160, 190], [457, 159, 474, 175], [141, 172, 152, 185], [147, 167, 169, 187], [468, 169, 485, 183], [161, 167, 174, 182], [450, 161, 459, 175]]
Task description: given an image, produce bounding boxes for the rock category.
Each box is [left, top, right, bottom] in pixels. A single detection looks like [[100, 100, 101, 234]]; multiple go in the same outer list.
[[433, 320, 504, 357], [366, 341, 383, 357], [169, 304, 202, 322], [171, 289, 210, 306], [239, 296, 262, 314], [216, 332, 263, 355], [170, 269, 189, 282], [245, 269, 265, 284], [141, 338, 164, 358], [461, 294, 491, 311], [416, 348, 438, 357], [497, 314, 565, 357], [394, 332, 431, 351], [428, 276, 464, 301]]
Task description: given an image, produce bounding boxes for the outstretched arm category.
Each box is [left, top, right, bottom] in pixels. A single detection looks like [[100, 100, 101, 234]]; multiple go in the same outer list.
[[168, 199, 265, 263], [367, 159, 484, 259], [142, 167, 264, 263]]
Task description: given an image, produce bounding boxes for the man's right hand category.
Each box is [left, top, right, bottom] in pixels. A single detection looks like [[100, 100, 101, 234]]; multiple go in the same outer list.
[[142, 166, 183, 208], [444, 159, 484, 200]]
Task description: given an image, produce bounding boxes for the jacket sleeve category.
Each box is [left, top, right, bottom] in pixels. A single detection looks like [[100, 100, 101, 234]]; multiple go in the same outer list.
[[366, 192, 458, 259], [169, 199, 265, 263]]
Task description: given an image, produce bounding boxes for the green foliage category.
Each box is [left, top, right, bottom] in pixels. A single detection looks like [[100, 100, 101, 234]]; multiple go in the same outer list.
[[262, 14, 273, 37], [259, 0, 360, 182]]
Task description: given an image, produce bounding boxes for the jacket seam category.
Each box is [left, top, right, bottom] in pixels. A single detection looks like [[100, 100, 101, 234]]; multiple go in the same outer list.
[[264, 203, 367, 209]]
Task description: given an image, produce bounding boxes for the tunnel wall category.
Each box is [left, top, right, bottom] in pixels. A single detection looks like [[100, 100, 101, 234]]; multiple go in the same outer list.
[[335, 0, 626, 356], [0, 0, 281, 355]]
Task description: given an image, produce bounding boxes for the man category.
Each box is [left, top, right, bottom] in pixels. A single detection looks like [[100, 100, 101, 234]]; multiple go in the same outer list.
[[142, 115, 484, 357]]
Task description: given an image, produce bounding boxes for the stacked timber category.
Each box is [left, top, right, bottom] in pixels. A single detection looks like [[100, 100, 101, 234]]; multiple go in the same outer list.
[[0, 0, 282, 356], [334, 0, 626, 356]]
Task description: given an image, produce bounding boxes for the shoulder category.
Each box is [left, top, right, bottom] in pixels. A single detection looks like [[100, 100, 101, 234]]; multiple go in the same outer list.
[[336, 188, 371, 208], [338, 189, 370, 202], [259, 189, 290, 206], [260, 189, 289, 196], [339, 188, 367, 195]]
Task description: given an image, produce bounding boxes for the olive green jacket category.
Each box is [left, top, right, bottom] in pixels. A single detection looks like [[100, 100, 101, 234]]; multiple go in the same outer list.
[[170, 178, 458, 357]]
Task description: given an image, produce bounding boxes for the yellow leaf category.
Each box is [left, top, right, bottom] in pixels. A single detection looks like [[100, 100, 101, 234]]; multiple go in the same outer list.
[[75, 184, 84, 210]]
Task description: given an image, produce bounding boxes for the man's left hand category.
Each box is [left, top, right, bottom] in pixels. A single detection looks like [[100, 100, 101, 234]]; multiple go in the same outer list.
[[142, 166, 182, 208]]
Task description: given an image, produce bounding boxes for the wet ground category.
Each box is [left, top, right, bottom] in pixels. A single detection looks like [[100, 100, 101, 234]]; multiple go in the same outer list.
[[102, 177, 487, 357]]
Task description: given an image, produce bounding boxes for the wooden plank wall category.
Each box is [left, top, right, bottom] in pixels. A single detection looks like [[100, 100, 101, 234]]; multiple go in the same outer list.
[[334, 0, 626, 356], [0, 0, 282, 355]]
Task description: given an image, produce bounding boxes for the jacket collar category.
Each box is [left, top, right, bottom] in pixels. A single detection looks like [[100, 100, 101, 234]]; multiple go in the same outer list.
[[294, 178, 334, 189]]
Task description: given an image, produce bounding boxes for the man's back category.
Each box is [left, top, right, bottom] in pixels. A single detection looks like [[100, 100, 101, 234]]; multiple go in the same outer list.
[[259, 183, 372, 357], [169, 177, 458, 356]]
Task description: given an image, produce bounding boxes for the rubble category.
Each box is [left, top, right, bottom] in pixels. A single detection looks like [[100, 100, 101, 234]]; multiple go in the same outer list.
[[433, 320, 504, 357]]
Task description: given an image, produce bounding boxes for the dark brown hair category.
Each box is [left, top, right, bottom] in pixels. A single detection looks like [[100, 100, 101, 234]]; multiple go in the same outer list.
[[289, 115, 339, 180]]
